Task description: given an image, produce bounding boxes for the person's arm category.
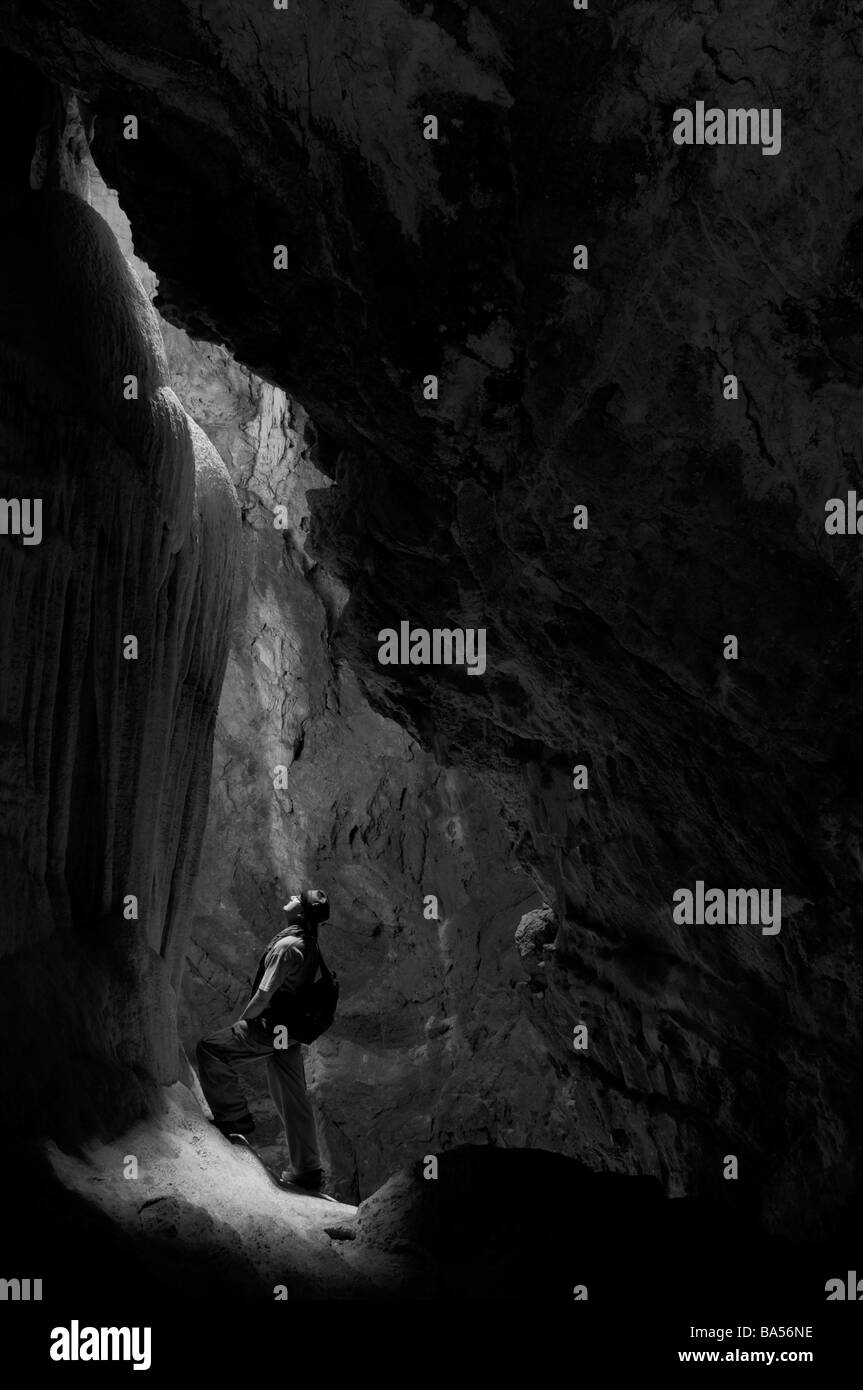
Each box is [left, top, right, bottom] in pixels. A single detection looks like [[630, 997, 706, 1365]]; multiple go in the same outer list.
[[239, 988, 271, 1022]]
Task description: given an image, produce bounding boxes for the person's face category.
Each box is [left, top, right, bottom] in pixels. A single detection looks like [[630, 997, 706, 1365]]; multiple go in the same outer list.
[[283, 894, 302, 920]]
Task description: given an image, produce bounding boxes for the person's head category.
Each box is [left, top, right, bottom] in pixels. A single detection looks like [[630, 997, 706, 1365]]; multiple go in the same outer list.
[[282, 888, 330, 928]]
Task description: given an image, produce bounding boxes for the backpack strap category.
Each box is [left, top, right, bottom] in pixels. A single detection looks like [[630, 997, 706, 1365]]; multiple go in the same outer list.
[[250, 952, 267, 995], [316, 946, 334, 984]]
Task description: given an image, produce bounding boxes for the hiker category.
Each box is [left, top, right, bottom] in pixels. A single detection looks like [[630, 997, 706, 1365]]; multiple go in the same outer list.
[[196, 887, 335, 1191]]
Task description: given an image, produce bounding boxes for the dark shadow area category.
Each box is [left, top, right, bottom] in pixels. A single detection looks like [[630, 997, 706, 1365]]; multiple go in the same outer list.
[[1, 1140, 859, 1310], [353, 1146, 863, 1307]]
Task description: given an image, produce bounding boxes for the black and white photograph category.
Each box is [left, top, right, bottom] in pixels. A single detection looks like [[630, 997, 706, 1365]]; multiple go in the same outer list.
[[0, 0, 860, 1371]]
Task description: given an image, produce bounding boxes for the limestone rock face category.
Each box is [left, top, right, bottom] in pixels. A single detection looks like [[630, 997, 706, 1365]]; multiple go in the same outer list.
[[63, 141, 542, 1205], [157, 321, 539, 1202], [2, 4, 862, 1233], [0, 69, 238, 1145]]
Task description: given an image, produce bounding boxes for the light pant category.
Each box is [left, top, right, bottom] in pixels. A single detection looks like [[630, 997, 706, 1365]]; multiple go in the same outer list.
[[196, 1019, 321, 1176]]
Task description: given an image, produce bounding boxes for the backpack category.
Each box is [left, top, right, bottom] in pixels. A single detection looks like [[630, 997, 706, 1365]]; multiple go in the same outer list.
[[252, 930, 339, 1044]]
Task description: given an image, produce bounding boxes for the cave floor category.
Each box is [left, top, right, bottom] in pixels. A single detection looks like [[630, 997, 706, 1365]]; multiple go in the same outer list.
[[43, 1083, 415, 1299]]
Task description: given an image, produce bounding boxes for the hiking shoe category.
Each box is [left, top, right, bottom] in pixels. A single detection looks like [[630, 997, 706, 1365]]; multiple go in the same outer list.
[[213, 1114, 255, 1138], [280, 1167, 325, 1191]]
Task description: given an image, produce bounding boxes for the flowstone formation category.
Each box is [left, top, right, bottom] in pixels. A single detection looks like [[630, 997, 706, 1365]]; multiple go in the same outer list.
[[0, 62, 237, 1147]]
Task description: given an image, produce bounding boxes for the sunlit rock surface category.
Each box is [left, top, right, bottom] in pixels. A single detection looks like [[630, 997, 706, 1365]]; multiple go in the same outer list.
[[59, 122, 544, 1211], [157, 321, 539, 1203]]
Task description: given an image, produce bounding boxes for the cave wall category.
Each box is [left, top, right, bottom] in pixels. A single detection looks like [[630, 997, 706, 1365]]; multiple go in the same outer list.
[[0, 69, 238, 1145], [63, 143, 548, 1204], [152, 319, 541, 1201], [1, 4, 861, 1232]]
